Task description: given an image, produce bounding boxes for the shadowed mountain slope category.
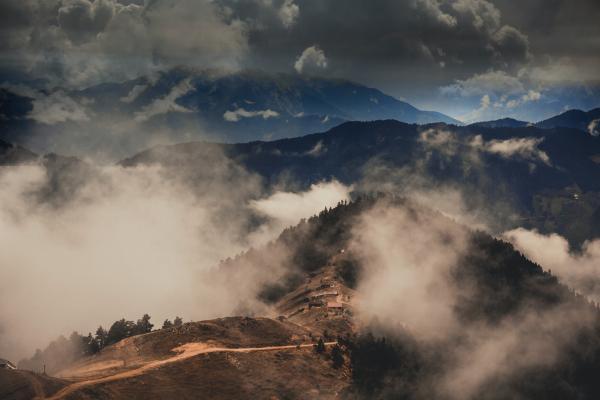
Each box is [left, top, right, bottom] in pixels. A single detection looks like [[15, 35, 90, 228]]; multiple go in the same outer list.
[[536, 108, 600, 132], [470, 118, 530, 128], [10, 196, 600, 399], [122, 120, 600, 245]]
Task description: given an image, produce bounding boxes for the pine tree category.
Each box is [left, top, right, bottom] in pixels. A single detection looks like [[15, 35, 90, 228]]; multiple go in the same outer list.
[[331, 344, 344, 368], [135, 314, 154, 334], [95, 326, 108, 350], [86, 333, 100, 355], [106, 319, 135, 345], [315, 338, 326, 354]]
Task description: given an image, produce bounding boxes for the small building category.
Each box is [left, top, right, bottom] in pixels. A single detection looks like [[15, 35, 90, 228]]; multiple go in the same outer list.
[[0, 358, 16, 370], [327, 301, 344, 309], [316, 283, 332, 291]]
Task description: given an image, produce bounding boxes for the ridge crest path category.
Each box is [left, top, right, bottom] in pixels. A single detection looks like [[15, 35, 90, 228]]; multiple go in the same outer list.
[[45, 341, 338, 400]]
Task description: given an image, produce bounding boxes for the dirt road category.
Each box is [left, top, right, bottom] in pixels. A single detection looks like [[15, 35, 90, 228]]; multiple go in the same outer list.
[[45, 341, 337, 400]]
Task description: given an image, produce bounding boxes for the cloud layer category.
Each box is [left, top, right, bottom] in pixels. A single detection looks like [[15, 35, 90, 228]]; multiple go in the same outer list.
[[351, 202, 599, 399], [503, 228, 600, 302], [0, 157, 350, 363], [0, 0, 248, 86], [223, 107, 280, 122], [419, 128, 551, 165], [1, 0, 598, 120]]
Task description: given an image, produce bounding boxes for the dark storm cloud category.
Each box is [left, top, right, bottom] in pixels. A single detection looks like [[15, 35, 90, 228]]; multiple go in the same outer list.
[[0, 0, 598, 119], [57, 0, 115, 43], [0, 0, 530, 87], [0, 0, 248, 86], [222, 0, 531, 93], [494, 0, 600, 82], [495, 0, 600, 48]]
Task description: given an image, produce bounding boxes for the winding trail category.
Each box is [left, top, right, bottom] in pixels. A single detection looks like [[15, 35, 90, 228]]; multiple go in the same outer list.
[[45, 341, 337, 400]]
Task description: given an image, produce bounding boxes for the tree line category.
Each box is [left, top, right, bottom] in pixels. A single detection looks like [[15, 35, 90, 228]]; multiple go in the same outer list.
[[18, 314, 183, 374]]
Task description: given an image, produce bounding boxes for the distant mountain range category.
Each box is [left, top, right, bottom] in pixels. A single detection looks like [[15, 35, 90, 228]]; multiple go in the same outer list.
[[122, 120, 600, 246], [471, 108, 600, 134], [2, 68, 599, 159], [470, 118, 530, 129], [0, 69, 459, 158], [4, 113, 600, 246], [536, 108, 600, 133]]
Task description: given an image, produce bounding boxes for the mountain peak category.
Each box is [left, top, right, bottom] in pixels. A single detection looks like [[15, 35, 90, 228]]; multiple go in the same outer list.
[[470, 118, 530, 128], [536, 107, 600, 131]]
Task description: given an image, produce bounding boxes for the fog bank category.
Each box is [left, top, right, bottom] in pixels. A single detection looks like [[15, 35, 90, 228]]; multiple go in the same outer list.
[[0, 160, 349, 362]]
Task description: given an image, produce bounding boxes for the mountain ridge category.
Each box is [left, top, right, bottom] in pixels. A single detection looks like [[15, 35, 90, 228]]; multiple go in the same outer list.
[[120, 119, 600, 246], [469, 118, 531, 128], [6, 196, 600, 399], [536, 107, 600, 132], [0, 69, 460, 158]]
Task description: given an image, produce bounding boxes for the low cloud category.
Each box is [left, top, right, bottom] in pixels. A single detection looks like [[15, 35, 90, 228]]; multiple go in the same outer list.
[[588, 119, 600, 137], [304, 140, 326, 157], [223, 107, 279, 122], [419, 128, 551, 165], [503, 228, 600, 302], [120, 84, 148, 104], [250, 180, 351, 241], [134, 78, 195, 122], [31, 91, 91, 125], [353, 204, 469, 340], [2, 84, 90, 125], [473, 135, 550, 165], [0, 162, 254, 362], [294, 45, 328, 74], [438, 301, 592, 399], [358, 132, 524, 234], [351, 201, 598, 399], [0, 159, 349, 363]]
